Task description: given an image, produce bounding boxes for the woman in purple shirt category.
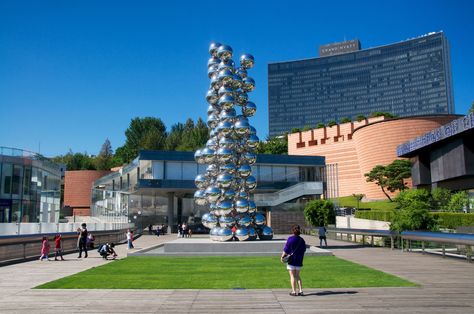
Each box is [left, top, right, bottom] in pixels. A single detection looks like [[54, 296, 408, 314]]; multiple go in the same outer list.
[[281, 225, 306, 296]]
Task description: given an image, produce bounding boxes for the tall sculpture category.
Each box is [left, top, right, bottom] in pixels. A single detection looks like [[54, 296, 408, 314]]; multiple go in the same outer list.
[[194, 42, 274, 242]]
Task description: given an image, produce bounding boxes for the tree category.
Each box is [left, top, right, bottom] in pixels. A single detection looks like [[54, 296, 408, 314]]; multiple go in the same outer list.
[[365, 159, 412, 201], [290, 128, 301, 133], [391, 189, 438, 232], [52, 150, 96, 170], [369, 112, 397, 119], [356, 114, 366, 122], [316, 123, 325, 129], [446, 191, 469, 212], [340, 117, 351, 123], [302, 125, 311, 131], [96, 139, 114, 170], [256, 136, 288, 155], [304, 199, 335, 227], [120, 117, 167, 163], [352, 194, 365, 210], [176, 118, 209, 151], [431, 188, 451, 211], [327, 120, 337, 127]]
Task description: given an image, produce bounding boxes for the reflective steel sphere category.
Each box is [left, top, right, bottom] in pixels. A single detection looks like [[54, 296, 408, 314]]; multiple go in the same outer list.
[[209, 42, 221, 57], [245, 175, 257, 190], [234, 120, 250, 135], [217, 44, 233, 61], [202, 213, 218, 229], [217, 199, 233, 216], [238, 190, 249, 199], [207, 64, 218, 78], [205, 164, 218, 178], [208, 56, 220, 68], [194, 149, 205, 164], [218, 59, 235, 72], [205, 186, 221, 203], [206, 138, 218, 150], [219, 108, 237, 122], [254, 213, 266, 226], [217, 227, 234, 241], [210, 73, 220, 90], [217, 173, 233, 189], [219, 216, 236, 228], [194, 174, 208, 189], [218, 86, 233, 97], [235, 91, 248, 106], [222, 188, 236, 199], [216, 121, 233, 137], [220, 163, 236, 174], [238, 214, 252, 227], [201, 147, 215, 163], [194, 190, 207, 206], [231, 74, 243, 89], [249, 126, 257, 135], [207, 113, 218, 128], [206, 89, 218, 105], [248, 200, 257, 213], [243, 101, 257, 117], [240, 54, 255, 69], [258, 226, 274, 240], [218, 69, 234, 86], [217, 147, 233, 163], [219, 137, 235, 149], [235, 198, 249, 213], [217, 94, 234, 110], [242, 77, 256, 92], [246, 134, 259, 149], [248, 227, 257, 240], [235, 227, 250, 241], [237, 164, 252, 178], [243, 152, 257, 164]]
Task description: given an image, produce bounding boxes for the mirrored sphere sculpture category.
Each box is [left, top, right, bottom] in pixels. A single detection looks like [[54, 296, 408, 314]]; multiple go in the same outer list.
[[194, 42, 273, 241]]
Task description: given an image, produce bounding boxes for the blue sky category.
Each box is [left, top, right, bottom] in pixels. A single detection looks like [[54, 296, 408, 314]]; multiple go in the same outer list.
[[1, 0, 473, 157]]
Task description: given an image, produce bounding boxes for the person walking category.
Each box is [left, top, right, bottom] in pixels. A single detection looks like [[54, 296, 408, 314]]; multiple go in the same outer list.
[[39, 236, 50, 261], [54, 234, 65, 261], [127, 229, 134, 249], [318, 225, 328, 247], [78, 223, 88, 258], [281, 225, 306, 296]]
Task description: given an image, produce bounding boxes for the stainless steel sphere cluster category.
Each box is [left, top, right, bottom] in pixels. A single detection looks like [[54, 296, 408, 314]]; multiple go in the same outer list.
[[194, 42, 274, 242]]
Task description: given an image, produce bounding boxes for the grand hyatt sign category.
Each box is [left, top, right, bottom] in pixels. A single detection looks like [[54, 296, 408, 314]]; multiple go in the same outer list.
[[397, 113, 474, 157]]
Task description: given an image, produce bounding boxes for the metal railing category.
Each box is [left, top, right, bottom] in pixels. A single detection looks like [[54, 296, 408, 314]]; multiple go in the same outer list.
[[319, 227, 474, 262]]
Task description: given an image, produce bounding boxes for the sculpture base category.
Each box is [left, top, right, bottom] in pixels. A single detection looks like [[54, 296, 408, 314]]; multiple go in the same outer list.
[[129, 237, 332, 256]]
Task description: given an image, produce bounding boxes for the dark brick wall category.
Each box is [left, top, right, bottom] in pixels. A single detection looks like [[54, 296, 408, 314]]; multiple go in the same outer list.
[[270, 211, 310, 234]]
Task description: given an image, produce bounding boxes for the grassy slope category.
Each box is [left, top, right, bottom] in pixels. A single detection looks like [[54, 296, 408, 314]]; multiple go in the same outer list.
[[338, 196, 397, 211], [36, 256, 415, 289]]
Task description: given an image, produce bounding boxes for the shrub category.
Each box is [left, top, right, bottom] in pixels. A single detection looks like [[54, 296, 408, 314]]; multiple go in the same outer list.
[[446, 191, 469, 212], [355, 210, 394, 222], [304, 199, 335, 226], [433, 212, 474, 229], [327, 120, 337, 127], [340, 117, 351, 123], [356, 114, 366, 122], [302, 125, 312, 131], [316, 123, 325, 129], [290, 128, 301, 133], [391, 189, 438, 232], [431, 187, 451, 211]]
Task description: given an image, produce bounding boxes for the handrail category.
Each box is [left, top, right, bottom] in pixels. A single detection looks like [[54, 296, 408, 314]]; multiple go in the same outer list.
[[401, 231, 474, 246]]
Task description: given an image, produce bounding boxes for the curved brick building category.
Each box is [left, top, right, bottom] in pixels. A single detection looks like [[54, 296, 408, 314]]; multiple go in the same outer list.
[[288, 115, 460, 200]]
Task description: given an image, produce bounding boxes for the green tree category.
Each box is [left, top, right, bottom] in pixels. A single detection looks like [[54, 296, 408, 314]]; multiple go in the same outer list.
[[391, 189, 438, 232], [304, 199, 335, 227], [96, 139, 114, 170], [256, 136, 288, 155], [340, 117, 351, 123], [52, 150, 96, 170], [120, 117, 167, 162], [177, 118, 209, 151], [446, 191, 469, 212], [356, 114, 366, 122], [316, 123, 325, 129], [369, 112, 398, 118], [352, 194, 365, 210], [290, 128, 301, 133], [431, 188, 451, 211], [469, 101, 474, 114], [165, 122, 185, 151], [364, 159, 411, 202]]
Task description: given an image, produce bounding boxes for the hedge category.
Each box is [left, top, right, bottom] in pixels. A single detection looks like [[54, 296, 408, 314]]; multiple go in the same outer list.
[[432, 212, 474, 229], [355, 210, 474, 228], [355, 210, 394, 222]]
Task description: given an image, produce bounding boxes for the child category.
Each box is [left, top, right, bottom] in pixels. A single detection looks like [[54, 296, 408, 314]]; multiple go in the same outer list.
[[54, 234, 65, 261], [39, 236, 50, 261]]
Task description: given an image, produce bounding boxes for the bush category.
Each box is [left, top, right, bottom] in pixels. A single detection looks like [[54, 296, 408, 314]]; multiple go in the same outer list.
[[391, 189, 438, 232], [340, 117, 351, 123], [432, 212, 474, 229], [304, 199, 335, 226], [356, 114, 366, 122], [316, 123, 325, 129], [355, 210, 394, 222], [446, 191, 469, 212], [290, 128, 301, 133], [327, 120, 337, 127]]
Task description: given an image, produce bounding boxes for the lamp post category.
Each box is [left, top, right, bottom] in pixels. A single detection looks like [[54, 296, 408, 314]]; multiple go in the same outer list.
[[138, 210, 142, 233]]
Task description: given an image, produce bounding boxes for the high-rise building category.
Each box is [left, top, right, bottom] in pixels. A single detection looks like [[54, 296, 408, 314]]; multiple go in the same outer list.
[[268, 32, 454, 136]]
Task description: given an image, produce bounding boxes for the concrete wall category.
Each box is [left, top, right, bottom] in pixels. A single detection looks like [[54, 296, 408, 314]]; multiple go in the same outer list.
[[336, 216, 390, 230], [288, 115, 459, 200]]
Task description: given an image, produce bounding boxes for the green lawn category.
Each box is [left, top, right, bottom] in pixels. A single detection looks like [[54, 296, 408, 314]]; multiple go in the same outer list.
[[338, 196, 398, 211], [36, 256, 416, 289]]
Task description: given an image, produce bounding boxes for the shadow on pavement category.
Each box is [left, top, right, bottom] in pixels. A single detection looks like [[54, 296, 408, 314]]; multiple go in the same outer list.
[[303, 291, 358, 296]]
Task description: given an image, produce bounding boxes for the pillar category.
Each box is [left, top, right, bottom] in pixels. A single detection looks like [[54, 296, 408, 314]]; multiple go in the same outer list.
[[167, 192, 174, 234]]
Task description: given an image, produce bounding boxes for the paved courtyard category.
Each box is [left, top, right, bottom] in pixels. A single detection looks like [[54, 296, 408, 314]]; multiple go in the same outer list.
[[0, 234, 472, 313]]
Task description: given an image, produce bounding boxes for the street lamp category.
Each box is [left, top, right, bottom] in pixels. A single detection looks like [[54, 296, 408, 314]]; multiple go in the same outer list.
[[138, 210, 142, 233]]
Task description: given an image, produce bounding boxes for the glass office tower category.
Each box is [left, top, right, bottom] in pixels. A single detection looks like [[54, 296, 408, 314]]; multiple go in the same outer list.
[[268, 32, 454, 136]]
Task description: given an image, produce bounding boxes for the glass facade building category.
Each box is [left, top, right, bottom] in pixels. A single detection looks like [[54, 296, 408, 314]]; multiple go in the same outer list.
[[92, 150, 327, 230], [0, 147, 62, 223], [268, 32, 454, 136]]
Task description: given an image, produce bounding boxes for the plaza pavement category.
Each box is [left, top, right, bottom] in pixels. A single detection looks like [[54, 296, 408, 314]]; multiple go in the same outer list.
[[0, 234, 473, 313]]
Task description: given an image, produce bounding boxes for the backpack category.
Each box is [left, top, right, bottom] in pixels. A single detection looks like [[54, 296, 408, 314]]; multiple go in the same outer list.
[[98, 244, 106, 253]]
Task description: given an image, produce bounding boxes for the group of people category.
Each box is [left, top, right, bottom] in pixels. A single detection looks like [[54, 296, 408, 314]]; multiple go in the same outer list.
[[39, 222, 118, 261], [177, 223, 192, 238]]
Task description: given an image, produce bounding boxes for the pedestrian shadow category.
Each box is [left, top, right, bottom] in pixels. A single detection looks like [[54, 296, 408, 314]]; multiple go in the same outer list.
[[303, 291, 358, 296]]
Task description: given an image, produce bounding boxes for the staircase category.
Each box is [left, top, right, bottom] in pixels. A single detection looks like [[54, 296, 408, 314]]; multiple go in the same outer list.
[[253, 182, 324, 207]]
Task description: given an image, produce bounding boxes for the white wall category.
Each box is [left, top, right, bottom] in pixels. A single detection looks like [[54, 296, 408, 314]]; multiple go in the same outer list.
[[336, 216, 390, 230]]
